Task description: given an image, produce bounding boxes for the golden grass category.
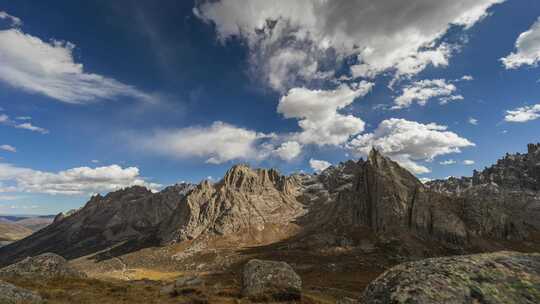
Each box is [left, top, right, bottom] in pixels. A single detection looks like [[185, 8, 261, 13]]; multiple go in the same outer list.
[[3, 275, 337, 304], [91, 268, 185, 281]]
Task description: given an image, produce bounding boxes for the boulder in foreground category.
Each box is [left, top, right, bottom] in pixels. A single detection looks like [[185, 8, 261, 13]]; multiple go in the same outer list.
[[0, 280, 43, 304], [242, 259, 302, 301], [362, 251, 540, 304], [0, 252, 86, 279], [159, 274, 205, 296]]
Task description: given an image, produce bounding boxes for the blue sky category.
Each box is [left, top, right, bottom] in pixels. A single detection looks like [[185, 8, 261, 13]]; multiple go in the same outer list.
[[0, 0, 539, 215]]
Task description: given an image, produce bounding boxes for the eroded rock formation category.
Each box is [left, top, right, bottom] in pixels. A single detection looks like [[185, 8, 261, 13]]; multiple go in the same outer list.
[[427, 143, 540, 239]]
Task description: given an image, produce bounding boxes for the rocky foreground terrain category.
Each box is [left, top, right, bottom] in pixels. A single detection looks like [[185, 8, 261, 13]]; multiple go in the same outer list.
[[0, 144, 539, 303]]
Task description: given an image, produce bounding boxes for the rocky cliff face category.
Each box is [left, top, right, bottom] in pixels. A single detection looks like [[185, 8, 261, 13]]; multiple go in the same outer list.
[[427, 143, 540, 239], [0, 184, 195, 265], [298, 150, 467, 246], [160, 165, 305, 244]]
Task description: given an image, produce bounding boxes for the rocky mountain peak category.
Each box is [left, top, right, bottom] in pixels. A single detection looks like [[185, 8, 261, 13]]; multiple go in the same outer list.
[[222, 164, 283, 192], [2, 145, 539, 267], [429, 142, 540, 193], [528, 143, 540, 154], [426, 143, 540, 239]]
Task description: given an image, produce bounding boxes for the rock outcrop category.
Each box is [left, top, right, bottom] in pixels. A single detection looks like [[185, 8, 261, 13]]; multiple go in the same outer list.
[[160, 165, 305, 243], [159, 275, 205, 297], [242, 259, 302, 301], [0, 253, 86, 279], [301, 150, 467, 245], [362, 251, 540, 304], [0, 183, 194, 265], [427, 143, 540, 239], [0, 280, 43, 304]]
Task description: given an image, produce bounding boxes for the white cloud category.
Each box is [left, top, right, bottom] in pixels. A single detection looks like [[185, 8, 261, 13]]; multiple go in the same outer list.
[[309, 159, 332, 173], [0, 11, 21, 26], [14, 122, 49, 134], [0, 27, 154, 104], [259, 46, 332, 92], [0, 163, 160, 195], [273, 141, 302, 161], [504, 104, 540, 123], [393, 79, 462, 109], [501, 17, 540, 69], [463, 160, 475, 165], [0, 113, 49, 134], [419, 177, 433, 184], [278, 82, 373, 146], [461, 75, 474, 81], [196, 0, 502, 89], [440, 159, 457, 165], [468, 117, 478, 125], [15, 116, 31, 120], [0, 145, 16, 153], [136, 121, 277, 164], [91, 160, 100, 164], [348, 118, 474, 174]]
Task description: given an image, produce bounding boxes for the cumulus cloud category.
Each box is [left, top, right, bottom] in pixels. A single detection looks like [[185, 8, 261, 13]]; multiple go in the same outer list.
[[501, 17, 540, 69], [0, 21, 154, 103], [278, 82, 373, 146], [273, 141, 302, 161], [463, 160, 475, 165], [348, 118, 475, 174], [136, 121, 281, 164], [393, 79, 462, 109], [0, 163, 160, 195], [309, 159, 332, 173], [196, 0, 502, 89], [468, 117, 478, 125], [0, 145, 16, 153], [504, 104, 540, 122]]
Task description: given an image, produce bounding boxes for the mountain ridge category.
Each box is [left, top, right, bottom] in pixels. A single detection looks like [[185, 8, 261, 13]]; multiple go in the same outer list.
[[1, 145, 539, 267]]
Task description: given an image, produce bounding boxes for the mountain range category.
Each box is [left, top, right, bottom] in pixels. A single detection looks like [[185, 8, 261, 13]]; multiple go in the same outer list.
[[0, 144, 539, 302], [1, 144, 539, 266]]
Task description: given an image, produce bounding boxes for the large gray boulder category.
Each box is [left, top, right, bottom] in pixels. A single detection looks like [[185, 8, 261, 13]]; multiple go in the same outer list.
[[362, 251, 540, 304], [0, 280, 43, 304], [0, 252, 86, 279], [159, 275, 205, 296], [242, 259, 302, 301]]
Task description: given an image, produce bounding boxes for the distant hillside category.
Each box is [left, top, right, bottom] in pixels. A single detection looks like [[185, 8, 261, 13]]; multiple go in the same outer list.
[[0, 222, 32, 243], [15, 216, 55, 231], [0, 215, 55, 232]]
